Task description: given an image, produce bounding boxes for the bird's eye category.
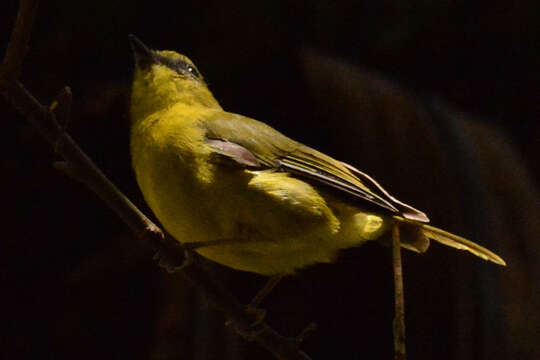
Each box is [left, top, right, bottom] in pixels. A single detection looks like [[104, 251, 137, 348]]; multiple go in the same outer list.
[[186, 65, 199, 78]]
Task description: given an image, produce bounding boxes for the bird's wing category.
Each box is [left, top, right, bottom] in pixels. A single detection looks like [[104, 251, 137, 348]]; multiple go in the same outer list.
[[204, 112, 428, 220], [279, 146, 399, 213]]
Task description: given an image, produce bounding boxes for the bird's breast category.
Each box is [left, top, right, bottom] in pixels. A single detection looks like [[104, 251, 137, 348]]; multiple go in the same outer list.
[[130, 115, 227, 244]]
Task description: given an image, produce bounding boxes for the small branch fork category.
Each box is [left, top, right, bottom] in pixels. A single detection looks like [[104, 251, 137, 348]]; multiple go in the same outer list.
[[0, 1, 311, 359]]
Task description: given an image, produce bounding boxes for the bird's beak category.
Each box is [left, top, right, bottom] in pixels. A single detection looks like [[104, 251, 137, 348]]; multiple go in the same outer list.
[[129, 34, 156, 69]]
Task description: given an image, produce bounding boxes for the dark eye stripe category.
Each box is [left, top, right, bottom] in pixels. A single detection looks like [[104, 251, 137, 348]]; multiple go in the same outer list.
[[154, 53, 201, 79]]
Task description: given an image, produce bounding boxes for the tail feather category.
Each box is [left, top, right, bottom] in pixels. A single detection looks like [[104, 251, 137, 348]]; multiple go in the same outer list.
[[420, 224, 506, 266]]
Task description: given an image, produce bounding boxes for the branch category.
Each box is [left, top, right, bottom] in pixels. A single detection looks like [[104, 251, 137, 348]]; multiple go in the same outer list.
[[392, 224, 406, 360], [0, 0, 39, 81], [1, 2, 311, 359]]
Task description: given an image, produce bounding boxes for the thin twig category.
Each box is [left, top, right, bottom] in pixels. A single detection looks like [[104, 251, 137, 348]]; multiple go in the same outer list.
[[1, 2, 312, 360], [392, 224, 406, 360], [0, 0, 40, 81]]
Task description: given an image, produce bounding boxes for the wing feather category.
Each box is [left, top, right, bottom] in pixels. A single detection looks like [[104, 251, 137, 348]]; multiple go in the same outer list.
[[204, 112, 426, 219]]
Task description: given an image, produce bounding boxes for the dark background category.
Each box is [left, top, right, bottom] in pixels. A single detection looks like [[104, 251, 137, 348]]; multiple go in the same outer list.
[[2, 1, 539, 359]]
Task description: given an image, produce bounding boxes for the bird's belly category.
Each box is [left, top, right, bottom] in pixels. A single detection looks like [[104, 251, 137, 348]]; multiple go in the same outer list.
[[135, 152, 391, 275], [195, 208, 390, 275], [192, 172, 391, 275]]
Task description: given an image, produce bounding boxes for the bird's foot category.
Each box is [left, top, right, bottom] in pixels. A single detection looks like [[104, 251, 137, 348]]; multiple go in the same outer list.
[[245, 304, 267, 327], [224, 305, 267, 341], [150, 230, 191, 273]]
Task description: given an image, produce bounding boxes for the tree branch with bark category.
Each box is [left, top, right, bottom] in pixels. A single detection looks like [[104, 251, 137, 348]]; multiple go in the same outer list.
[[1, 1, 312, 359]]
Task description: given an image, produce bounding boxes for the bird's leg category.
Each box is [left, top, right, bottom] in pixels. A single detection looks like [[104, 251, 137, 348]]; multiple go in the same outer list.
[[149, 237, 247, 273], [249, 275, 283, 309], [185, 237, 282, 326], [183, 224, 268, 252], [243, 275, 284, 326], [183, 238, 246, 250]]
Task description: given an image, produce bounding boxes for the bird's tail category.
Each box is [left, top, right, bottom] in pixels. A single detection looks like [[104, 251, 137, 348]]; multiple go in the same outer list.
[[420, 223, 506, 266], [394, 216, 506, 266]]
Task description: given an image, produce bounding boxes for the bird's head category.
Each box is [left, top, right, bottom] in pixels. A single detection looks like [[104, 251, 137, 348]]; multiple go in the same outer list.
[[129, 35, 220, 119]]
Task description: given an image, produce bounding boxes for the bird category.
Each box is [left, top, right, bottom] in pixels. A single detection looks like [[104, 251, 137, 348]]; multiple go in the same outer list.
[[128, 35, 505, 277]]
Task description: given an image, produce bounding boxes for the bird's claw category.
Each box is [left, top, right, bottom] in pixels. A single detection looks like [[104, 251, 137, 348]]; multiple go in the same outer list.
[[152, 240, 192, 273], [224, 305, 268, 341], [245, 305, 267, 327]]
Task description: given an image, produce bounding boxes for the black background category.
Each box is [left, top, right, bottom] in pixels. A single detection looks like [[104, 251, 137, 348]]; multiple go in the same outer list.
[[2, 1, 539, 359]]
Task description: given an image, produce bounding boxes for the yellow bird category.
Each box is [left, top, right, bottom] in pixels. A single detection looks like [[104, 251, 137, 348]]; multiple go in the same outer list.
[[128, 35, 505, 276]]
